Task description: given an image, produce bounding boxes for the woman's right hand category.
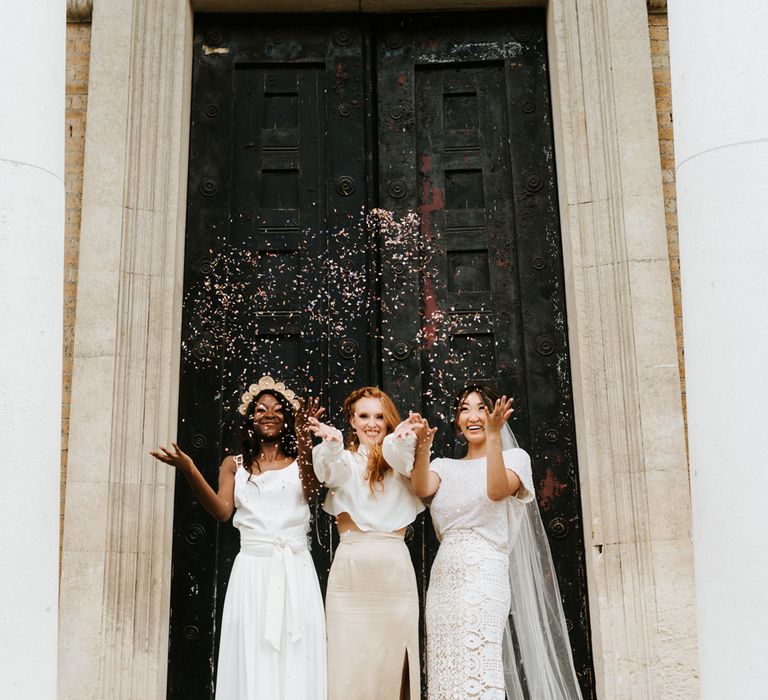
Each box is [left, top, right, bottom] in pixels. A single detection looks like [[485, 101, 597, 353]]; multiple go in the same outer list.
[[307, 417, 344, 443], [150, 442, 195, 473], [413, 417, 437, 446]]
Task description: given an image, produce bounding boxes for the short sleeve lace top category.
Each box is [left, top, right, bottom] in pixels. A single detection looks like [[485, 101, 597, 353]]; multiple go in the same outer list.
[[429, 448, 535, 552]]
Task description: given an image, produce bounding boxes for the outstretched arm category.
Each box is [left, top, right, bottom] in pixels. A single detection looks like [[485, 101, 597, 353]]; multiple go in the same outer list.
[[295, 396, 325, 503], [483, 397, 522, 501], [308, 418, 350, 487], [150, 442, 236, 522], [410, 417, 440, 498], [382, 413, 422, 477]]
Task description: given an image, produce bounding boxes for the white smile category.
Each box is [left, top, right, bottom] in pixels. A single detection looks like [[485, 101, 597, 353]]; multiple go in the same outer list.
[[467, 426, 483, 432]]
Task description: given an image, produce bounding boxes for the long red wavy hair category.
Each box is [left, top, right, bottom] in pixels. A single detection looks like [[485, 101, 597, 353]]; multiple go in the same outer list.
[[343, 386, 401, 492]]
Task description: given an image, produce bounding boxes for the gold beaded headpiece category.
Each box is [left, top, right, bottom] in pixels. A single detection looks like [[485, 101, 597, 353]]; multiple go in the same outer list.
[[238, 375, 300, 415]]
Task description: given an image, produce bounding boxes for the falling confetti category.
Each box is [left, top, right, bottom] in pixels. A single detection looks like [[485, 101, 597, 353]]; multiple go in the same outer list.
[[182, 205, 494, 424]]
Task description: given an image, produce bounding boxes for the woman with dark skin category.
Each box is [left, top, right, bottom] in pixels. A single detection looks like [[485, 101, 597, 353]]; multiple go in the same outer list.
[[151, 391, 323, 516], [151, 378, 327, 700]]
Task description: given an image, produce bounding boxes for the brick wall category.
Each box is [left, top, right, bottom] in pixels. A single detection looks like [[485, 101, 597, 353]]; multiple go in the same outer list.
[[647, 5, 687, 441], [62, 20, 91, 547]]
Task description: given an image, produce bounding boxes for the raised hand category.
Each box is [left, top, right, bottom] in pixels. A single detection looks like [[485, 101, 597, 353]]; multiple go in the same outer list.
[[483, 396, 514, 434], [150, 441, 195, 473], [413, 417, 437, 446], [296, 396, 326, 436], [307, 416, 344, 443], [393, 412, 422, 439], [295, 397, 326, 502]]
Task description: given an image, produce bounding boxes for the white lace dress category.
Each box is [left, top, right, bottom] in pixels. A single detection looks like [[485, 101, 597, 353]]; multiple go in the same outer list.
[[426, 450, 535, 700]]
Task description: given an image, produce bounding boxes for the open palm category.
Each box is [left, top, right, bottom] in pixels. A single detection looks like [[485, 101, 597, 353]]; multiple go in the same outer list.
[[307, 417, 343, 443], [150, 441, 194, 472], [483, 397, 514, 434]]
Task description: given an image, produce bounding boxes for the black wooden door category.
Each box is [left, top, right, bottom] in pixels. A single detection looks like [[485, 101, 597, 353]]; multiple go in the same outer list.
[[172, 16, 375, 697], [172, 11, 594, 700], [375, 14, 594, 696]]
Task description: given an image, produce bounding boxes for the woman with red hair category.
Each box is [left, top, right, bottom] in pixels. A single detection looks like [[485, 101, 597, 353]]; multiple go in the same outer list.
[[309, 386, 423, 700]]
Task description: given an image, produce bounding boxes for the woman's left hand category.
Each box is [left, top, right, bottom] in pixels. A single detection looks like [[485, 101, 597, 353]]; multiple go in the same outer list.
[[392, 412, 422, 439], [483, 396, 514, 434], [296, 396, 325, 436]]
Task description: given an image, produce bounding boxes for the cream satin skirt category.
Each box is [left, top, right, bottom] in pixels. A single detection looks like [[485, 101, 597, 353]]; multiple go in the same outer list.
[[325, 531, 421, 700]]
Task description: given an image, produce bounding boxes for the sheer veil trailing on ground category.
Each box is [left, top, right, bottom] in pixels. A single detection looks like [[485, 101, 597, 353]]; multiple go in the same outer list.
[[500, 425, 583, 700]]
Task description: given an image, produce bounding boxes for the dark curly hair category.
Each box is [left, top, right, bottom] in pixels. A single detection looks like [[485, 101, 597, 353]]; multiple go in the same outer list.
[[239, 389, 298, 477]]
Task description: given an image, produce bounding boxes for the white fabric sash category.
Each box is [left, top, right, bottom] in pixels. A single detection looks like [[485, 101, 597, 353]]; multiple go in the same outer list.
[[239, 529, 308, 651]]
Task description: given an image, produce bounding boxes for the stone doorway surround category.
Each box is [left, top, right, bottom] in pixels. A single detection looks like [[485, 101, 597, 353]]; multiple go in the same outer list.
[[59, 0, 697, 698]]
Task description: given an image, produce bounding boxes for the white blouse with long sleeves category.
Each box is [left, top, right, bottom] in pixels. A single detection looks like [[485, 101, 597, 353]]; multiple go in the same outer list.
[[312, 437, 425, 532]]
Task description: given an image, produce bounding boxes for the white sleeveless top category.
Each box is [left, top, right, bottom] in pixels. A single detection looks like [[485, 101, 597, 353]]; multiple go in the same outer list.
[[312, 438, 424, 532], [232, 455, 310, 540], [429, 449, 535, 552], [231, 455, 311, 652]]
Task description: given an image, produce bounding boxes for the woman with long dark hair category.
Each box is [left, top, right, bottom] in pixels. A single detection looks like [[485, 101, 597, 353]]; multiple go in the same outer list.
[[150, 376, 327, 700], [384, 383, 582, 700], [309, 386, 424, 700]]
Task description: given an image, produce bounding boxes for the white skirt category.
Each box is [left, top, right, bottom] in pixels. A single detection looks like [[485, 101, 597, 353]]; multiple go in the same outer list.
[[215, 537, 327, 700], [426, 531, 510, 700]]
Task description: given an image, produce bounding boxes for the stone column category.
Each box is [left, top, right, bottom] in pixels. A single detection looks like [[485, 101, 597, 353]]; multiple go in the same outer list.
[[0, 1, 65, 697], [58, 0, 192, 697], [668, 2, 768, 697]]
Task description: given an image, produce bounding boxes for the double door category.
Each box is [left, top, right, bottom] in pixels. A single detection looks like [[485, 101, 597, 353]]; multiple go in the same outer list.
[[172, 11, 594, 699]]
